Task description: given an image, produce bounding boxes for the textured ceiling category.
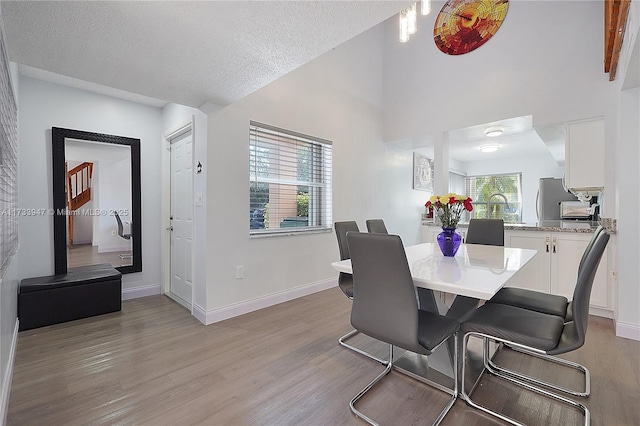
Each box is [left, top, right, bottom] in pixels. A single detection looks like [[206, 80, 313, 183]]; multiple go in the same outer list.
[[2, 1, 411, 107]]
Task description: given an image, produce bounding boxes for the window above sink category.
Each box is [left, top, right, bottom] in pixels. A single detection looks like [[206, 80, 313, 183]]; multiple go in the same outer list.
[[465, 173, 523, 224]]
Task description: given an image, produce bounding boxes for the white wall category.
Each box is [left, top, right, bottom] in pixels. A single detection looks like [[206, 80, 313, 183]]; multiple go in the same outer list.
[[161, 103, 209, 316], [615, 86, 639, 339], [464, 153, 564, 223], [204, 25, 418, 313], [613, 1, 640, 341], [383, 1, 612, 142], [96, 158, 131, 252], [17, 76, 163, 293]]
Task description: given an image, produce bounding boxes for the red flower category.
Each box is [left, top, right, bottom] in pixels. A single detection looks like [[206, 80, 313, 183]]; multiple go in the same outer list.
[[464, 198, 473, 212], [449, 196, 456, 205], [425, 200, 431, 208]]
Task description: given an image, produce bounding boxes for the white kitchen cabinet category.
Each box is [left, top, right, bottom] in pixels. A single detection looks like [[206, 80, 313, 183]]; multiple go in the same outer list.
[[421, 225, 440, 243], [504, 231, 551, 293], [505, 230, 609, 311], [565, 117, 605, 191]]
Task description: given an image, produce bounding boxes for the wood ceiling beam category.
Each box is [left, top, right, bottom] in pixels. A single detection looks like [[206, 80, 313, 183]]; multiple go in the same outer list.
[[606, 0, 631, 81], [604, 0, 620, 73]]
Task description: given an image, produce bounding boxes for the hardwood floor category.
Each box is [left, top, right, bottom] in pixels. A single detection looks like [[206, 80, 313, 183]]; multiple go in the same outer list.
[[7, 289, 640, 425], [67, 243, 133, 269]]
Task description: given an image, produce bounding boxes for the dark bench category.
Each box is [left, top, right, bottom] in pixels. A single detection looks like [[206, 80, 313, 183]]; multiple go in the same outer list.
[[18, 263, 122, 331]]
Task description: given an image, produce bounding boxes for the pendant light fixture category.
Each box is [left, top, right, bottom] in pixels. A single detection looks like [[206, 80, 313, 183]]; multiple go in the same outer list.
[[399, 0, 431, 43], [421, 0, 431, 15], [407, 4, 417, 35], [399, 10, 409, 43]]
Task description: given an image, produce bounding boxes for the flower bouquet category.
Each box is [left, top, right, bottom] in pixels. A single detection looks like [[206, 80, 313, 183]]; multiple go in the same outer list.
[[425, 194, 473, 256]]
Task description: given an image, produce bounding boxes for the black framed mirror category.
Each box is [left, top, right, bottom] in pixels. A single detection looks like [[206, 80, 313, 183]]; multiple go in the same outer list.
[[52, 127, 142, 274]]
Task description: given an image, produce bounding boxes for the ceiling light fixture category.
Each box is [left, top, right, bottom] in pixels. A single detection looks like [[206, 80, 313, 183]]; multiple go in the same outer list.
[[399, 10, 409, 43], [421, 0, 432, 15], [479, 144, 501, 153], [485, 127, 504, 137], [407, 4, 418, 35], [399, 1, 431, 43]]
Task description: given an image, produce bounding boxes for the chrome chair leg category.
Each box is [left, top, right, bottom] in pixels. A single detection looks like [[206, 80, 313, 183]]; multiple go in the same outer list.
[[485, 344, 590, 397], [339, 329, 388, 365], [461, 332, 590, 426], [350, 338, 458, 426], [350, 345, 393, 426]]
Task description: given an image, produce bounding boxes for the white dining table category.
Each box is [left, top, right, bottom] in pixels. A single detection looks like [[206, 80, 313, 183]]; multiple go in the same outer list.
[[331, 242, 538, 300], [332, 241, 539, 394]]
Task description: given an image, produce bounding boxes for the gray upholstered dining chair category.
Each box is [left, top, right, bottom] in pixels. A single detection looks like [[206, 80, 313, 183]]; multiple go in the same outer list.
[[365, 219, 388, 234], [460, 229, 610, 425], [347, 231, 460, 426], [488, 225, 604, 320], [465, 218, 504, 246], [115, 212, 133, 260], [334, 221, 386, 365], [484, 225, 605, 396]]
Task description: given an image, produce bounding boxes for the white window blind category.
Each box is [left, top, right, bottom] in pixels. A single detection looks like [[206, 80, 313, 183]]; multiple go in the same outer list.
[[465, 173, 522, 223], [0, 26, 18, 276], [249, 121, 332, 235]]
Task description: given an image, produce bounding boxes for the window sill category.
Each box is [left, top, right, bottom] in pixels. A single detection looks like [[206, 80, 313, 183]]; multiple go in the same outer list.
[[250, 227, 332, 239]]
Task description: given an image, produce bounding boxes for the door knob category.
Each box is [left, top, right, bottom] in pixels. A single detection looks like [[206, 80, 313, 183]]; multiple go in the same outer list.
[[166, 226, 173, 231]]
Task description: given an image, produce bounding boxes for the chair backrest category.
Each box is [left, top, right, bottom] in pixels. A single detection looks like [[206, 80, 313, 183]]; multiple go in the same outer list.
[[366, 219, 388, 234], [334, 221, 360, 299], [334, 221, 360, 261], [114, 212, 132, 239], [578, 225, 604, 273], [348, 232, 426, 354], [573, 229, 609, 335], [556, 229, 610, 353], [465, 219, 504, 246]]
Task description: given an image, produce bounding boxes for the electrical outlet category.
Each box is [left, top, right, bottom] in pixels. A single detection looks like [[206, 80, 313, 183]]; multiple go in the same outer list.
[[235, 266, 244, 279], [111, 230, 117, 237]]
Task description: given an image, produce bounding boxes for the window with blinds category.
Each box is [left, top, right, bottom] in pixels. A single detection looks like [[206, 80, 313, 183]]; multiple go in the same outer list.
[[0, 27, 18, 276], [249, 121, 332, 235], [465, 173, 522, 223]]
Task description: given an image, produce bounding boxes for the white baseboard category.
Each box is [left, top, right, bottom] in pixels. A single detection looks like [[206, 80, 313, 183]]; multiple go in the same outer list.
[[121, 284, 161, 300], [616, 320, 640, 341], [1, 320, 18, 425], [589, 306, 614, 319], [199, 278, 336, 325], [193, 303, 207, 325]]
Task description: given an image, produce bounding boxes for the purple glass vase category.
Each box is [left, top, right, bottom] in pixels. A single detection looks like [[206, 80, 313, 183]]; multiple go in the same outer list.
[[437, 227, 462, 257]]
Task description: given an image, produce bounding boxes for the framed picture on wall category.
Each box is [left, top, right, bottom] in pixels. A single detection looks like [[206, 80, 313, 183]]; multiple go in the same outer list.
[[413, 153, 433, 191]]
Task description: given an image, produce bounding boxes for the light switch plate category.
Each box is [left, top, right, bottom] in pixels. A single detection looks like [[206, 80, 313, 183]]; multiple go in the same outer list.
[[194, 192, 203, 206]]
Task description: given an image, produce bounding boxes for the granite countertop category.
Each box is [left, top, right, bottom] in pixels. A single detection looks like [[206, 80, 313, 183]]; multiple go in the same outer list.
[[421, 220, 607, 233]]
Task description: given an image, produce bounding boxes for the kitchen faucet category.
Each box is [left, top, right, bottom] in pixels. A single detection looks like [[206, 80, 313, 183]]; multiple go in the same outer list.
[[487, 193, 510, 219]]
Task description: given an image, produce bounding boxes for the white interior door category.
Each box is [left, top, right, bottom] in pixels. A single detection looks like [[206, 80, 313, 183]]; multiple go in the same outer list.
[[169, 130, 193, 307]]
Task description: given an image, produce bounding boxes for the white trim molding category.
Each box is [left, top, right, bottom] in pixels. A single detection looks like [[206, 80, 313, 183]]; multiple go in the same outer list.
[[1, 320, 19, 424], [589, 307, 614, 319], [196, 278, 337, 325], [121, 284, 161, 300], [616, 320, 640, 341]]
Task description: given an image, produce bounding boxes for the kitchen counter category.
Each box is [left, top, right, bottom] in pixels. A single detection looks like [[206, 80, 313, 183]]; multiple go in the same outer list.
[[421, 220, 606, 233]]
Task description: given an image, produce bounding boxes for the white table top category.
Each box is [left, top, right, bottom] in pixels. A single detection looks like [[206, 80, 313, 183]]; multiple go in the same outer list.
[[331, 243, 537, 300]]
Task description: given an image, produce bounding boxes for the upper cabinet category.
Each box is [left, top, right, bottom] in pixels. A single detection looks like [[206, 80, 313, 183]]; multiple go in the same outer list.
[[564, 117, 605, 192]]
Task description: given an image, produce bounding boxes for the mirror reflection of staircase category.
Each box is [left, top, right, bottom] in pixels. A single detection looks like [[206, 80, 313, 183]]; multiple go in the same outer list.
[[66, 161, 93, 246], [65, 162, 133, 268]]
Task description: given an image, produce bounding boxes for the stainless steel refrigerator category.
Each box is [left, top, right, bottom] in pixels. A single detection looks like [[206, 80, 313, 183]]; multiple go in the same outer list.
[[537, 177, 578, 221]]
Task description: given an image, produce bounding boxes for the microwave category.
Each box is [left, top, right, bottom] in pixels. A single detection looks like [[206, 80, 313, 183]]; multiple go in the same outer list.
[[560, 201, 591, 220]]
